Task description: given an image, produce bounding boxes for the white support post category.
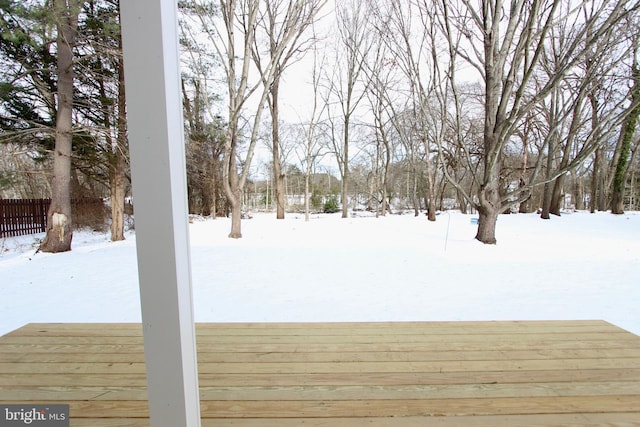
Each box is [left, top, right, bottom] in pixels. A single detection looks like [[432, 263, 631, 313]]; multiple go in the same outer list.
[[120, 2, 201, 427]]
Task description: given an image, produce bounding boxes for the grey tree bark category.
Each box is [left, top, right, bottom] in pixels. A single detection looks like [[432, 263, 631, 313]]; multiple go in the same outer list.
[[441, 0, 636, 243], [110, 51, 127, 242], [210, 0, 324, 237], [40, 0, 80, 253], [253, 0, 326, 220], [326, 0, 371, 218], [611, 46, 640, 214]]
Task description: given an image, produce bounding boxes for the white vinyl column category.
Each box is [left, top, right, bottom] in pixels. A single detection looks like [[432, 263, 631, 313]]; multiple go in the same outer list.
[[120, 1, 201, 426]]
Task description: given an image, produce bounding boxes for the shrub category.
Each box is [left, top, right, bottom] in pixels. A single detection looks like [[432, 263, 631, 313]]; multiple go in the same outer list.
[[323, 196, 340, 213], [72, 199, 109, 231], [311, 191, 324, 211]]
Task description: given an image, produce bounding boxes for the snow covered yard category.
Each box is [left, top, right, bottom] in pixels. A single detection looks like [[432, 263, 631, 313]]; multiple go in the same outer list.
[[1, 211, 639, 336]]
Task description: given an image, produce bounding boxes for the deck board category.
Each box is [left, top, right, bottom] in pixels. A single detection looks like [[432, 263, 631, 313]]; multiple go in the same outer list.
[[1, 320, 639, 426]]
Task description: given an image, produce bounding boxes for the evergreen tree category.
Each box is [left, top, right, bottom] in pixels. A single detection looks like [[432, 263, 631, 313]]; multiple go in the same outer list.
[[38, 0, 81, 253], [0, 0, 57, 149]]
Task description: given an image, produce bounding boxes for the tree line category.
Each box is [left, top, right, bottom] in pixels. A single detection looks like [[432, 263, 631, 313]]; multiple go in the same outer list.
[[1, 0, 639, 251]]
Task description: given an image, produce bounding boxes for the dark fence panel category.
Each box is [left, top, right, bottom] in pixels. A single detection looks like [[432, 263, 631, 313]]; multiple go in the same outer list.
[[0, 199, 50, 238], [0, 199, 105, 238]]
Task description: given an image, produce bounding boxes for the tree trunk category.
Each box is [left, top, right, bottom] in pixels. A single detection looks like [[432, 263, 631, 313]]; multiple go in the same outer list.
[[426, 194, 436, 221], [518, 178, 532, 213], [273, 161, 286, 217], [437, 173, 447, 212], [381, 132, 391, 217], [98, 48, 126, 242], [225, 140, 243, 238], [270, 79, 286, 219], [110, 152, 126, 241], [424, 147, 436, 222], [110, 49, 127, 242], [590, 148, 600, 213], [477, 48, 502, 244], [341, 114, 350, 218], [574, 172, 585, 210], [475, 5, 507, 245], [304, 119, 315, 222], [597, 169, 608, 211], [412, 171, 419, 216], [210, 173, 217, 219], [228, 193, 242, 238], [541, 170, 556, 218], [629, 144, 639, 209], [611, 62, 640, 214], [475, 203, 499, 245], [518, 196, 531, 213], [40, 0, 79, 253], [304, 169, 310, 222], [549, 174, 565, 216], [541, 182, 552, 219], [476, 139, 501, 244], [476, 199, 502, 242], [458, 187, 468, 214], [541, 122, 556, 219], [589, 145, 610, 213]]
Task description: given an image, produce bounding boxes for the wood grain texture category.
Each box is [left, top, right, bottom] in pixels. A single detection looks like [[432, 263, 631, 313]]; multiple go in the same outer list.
[[1, 321, 639, 426]]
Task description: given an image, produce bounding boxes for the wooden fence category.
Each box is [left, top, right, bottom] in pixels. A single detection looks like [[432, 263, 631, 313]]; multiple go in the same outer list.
[[0, 199, 104, 238], [0, 199, 50, 238]]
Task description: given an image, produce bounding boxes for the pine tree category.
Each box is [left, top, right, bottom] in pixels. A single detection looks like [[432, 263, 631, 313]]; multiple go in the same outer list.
[[39, 0, 81, 253]]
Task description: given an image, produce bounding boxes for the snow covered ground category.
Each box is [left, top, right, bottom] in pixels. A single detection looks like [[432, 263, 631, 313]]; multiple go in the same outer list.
[[1, 210, 639, 337]]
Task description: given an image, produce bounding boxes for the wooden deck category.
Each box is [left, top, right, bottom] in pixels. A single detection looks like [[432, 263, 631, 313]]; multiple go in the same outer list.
[[1, 321, 640, 426]]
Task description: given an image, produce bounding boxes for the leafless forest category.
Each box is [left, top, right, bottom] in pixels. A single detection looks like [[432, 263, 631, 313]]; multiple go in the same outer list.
[[1, 0, 639, 248]]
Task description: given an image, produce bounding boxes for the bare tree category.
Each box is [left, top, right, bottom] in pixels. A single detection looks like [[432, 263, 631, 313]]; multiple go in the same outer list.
[[536, 2, 639, 218], [212, 0, 260, 237], [323, 0, 371, 218], [611, 31, 640, 214], [439, 0, 637, 243], [393, 108, 423, 215], [301, 30, 327, 221], [377, 0, 453, 221], [39, 0, 81, 253], [197, 0, 321, 237], [363, 12, 399, 217], [252, 0, 327, 220]]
